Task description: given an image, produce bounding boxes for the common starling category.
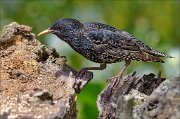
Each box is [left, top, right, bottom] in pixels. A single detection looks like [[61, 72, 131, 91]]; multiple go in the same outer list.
[[38, 18, 172, 79]]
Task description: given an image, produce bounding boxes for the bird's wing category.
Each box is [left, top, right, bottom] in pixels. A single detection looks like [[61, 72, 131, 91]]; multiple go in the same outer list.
[[84, 22, 154, 53], [84, 22, 167, 55], [87, 29, 140, 51], [87, 29, 164, 62]]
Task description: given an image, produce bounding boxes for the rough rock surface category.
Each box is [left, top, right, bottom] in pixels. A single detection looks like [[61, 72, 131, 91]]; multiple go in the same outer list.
[[0, 22, 93, 119]]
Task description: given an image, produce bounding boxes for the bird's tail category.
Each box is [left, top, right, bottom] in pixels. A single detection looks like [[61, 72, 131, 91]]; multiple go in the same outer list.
[[145, 49, 174, 58], [126, 51, 165, 63], [141, 52, 165, 63]]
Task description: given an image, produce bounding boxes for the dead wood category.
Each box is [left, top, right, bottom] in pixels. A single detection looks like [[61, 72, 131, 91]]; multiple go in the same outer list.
[[0, 22, 93, 119], [97, 72, 180, 119]]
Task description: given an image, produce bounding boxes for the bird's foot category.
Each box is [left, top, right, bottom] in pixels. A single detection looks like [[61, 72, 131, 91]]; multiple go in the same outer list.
[[75, 68, 88, 79], [107, 75, 123, 82], [106, 75, 123, 88], [107, 70, 124, 82]]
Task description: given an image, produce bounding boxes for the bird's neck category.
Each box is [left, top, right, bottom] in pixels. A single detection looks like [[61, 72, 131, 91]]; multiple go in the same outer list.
[[56, 31, 74, 43]]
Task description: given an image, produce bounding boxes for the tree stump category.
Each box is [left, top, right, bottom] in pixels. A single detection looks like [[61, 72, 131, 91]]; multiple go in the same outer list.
[[0, 22, 93, 119], [97, 72, 180, 119]]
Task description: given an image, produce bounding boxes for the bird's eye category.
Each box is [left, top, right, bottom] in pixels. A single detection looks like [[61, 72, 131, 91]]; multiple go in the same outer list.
[[56, 25, 62, 29]]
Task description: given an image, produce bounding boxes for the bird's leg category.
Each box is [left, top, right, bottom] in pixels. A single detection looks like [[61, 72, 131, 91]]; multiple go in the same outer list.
[[76, 64, 106, 78], [117, 60, 131, 78], [110, 60, 131, 80]]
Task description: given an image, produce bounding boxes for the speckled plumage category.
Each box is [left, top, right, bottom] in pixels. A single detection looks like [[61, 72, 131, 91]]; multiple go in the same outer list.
[[38, 18, 172, 78]]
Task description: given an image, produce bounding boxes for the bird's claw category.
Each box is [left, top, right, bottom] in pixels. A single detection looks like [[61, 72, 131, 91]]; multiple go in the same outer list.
[[107, 75, 123, 82], [75, 68, 88, 79], [106, 76, 122, 87]]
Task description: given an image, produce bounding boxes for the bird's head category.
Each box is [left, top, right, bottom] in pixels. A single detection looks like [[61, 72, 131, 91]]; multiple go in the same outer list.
[[37, 18, 83, 37]]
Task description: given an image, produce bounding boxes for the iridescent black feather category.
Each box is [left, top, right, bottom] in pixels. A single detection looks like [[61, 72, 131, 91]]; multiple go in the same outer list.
[[48, 18, 171, 64]]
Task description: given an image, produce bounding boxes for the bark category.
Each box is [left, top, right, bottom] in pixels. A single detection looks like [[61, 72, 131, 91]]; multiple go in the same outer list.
[[0, 22, 93, 119]]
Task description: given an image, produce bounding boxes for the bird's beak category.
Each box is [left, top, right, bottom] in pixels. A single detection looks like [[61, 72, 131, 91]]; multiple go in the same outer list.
[[37, 29, 55, 37]]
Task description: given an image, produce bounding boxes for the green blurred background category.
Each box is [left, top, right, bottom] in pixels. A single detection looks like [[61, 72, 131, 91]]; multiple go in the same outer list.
[[1, 0, 179, 118]]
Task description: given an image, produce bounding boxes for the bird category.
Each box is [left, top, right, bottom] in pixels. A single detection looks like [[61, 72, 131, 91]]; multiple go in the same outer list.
[[37, 18, 172, 79]]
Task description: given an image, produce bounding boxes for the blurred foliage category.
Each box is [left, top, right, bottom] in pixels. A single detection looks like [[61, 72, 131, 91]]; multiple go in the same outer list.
[[1, 0, 180, 119]]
